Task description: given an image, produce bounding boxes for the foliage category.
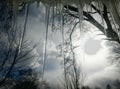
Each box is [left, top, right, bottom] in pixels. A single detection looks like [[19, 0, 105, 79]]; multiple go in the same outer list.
[[12, 75, 38, 89], [0, 0, 38, 87]]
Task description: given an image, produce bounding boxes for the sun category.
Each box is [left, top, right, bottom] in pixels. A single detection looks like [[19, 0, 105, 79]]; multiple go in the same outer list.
[[84, 37, 102, 55]]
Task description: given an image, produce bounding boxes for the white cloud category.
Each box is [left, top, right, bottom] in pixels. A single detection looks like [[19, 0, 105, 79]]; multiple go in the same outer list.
[[47, 40, 58, 52], [85, 64, 120, 87]]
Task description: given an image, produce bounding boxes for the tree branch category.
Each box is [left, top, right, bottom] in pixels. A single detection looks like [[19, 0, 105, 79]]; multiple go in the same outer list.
[[64, 5, 105, 34], [64, 5, 120, 43]]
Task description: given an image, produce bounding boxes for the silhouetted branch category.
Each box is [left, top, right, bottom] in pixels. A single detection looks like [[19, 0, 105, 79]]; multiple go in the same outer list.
[[64, 5, 120, 43]]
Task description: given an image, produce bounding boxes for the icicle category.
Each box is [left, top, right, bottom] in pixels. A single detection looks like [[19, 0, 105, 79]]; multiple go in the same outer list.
[[60, 4, 65, 72], [19, 4, 30, 50], [42, 5, 50, 83], [101, 16, 106, 37], [77, 2, 84, 34], [2, 4, 9, 31], [12, 0, 19, 29], [60, 5, 65, 68], [37, 1, 40, 7], [77, 4, 84, 64], [51, 6, 55, 31], [59, 4, 68, 89], [109, 1, 120, 30], [108, 1, 120, 41], [99, 3, 106, 36], [86, 0, 92, 11]]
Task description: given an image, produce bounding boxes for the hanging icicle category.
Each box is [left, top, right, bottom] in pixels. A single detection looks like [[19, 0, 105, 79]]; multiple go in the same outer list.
[[98, 2, 106, 36], [51, 6, 55, 31], [60, 5, 64, 69], [107, 1, 120, 41], [18, 4, 30, 53], [12, 0, 20, 29], [42, 5, 50, 83], [59, 4, 69, 89], [77, 0, 84, 34]]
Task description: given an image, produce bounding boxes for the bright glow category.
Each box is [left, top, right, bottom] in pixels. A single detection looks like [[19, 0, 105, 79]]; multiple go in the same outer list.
[[84, 38, 102, 55], [72, 25, 110, 85]]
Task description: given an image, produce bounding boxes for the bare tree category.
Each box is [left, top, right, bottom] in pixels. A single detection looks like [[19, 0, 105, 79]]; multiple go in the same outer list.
[[0, 2, 38, 87], [1, 1, 120, 89]]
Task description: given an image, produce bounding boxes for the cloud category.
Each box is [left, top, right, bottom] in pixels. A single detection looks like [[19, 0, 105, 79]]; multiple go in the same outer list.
[[82, 46, 109, 75], [40, 40, 62, 72], [18, 4, 63, 79], [71, 27, 119, 88], [17, 3, 120, 88], [44, 67, 63, 85], [85, 64, 120, 88]]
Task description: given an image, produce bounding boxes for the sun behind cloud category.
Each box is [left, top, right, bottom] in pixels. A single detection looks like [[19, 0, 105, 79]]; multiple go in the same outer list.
[[84, 38, 102, 55]]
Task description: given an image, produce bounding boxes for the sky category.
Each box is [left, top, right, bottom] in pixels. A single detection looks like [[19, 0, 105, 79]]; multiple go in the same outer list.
[[18, 2, 120, 87]]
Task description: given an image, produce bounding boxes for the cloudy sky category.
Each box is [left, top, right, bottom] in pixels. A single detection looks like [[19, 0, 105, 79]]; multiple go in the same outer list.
[[18, 2, 120, 87]]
